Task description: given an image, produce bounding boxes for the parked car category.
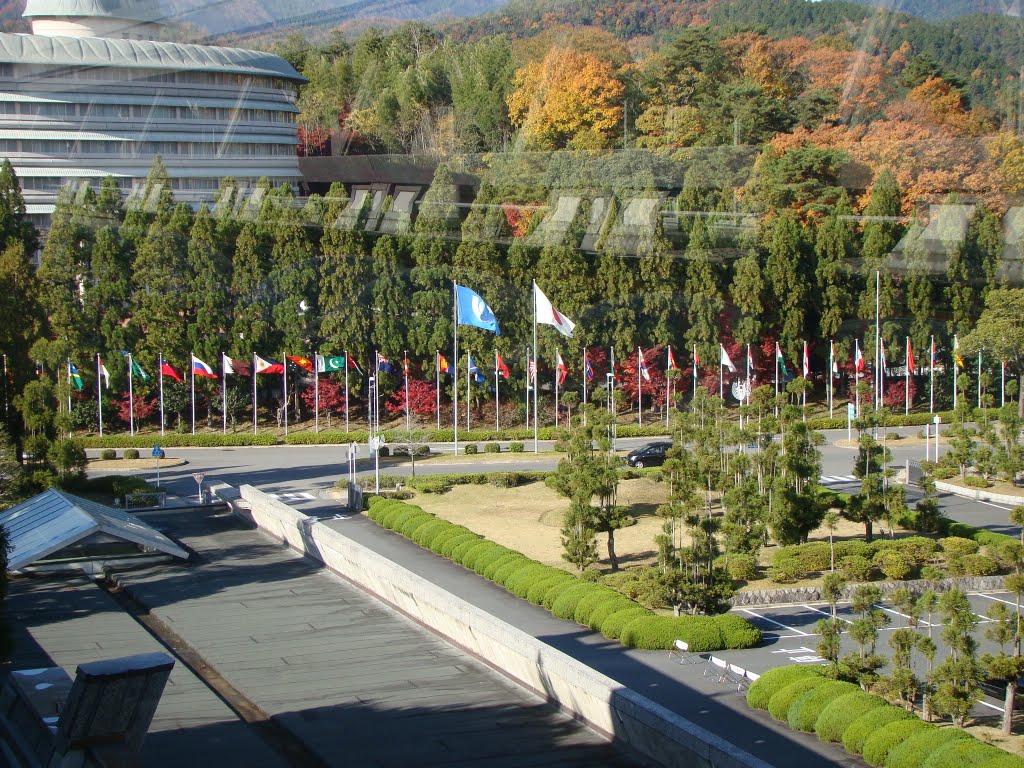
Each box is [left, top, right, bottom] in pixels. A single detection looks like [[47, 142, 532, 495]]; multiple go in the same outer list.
[[625, 441, 673, 468]]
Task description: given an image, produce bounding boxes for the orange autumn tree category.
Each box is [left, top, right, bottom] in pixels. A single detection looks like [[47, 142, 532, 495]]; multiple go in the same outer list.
[[506, 47, 624, 150]]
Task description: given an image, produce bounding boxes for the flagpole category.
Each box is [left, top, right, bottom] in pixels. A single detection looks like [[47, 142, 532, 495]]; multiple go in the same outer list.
[[96, 354, 103, 437], [495, 350, 500, 432], [583, 348, 588, 427], [252, 353, 257, 435], [774, 343, 779, 417], [875, 270, 881, 411], [930, 336, 935, 414], [638, 348, 643, 426], [1002, 360, 1006, 407], [283, 351, 289, 436], [719, 346, 723, 401], [314, 353, 319, 434], [466, 352, 471, 430], [404, 351, 410, 432], [828, 341, 834, 419], [533, 281, 539, 454], [692, 344, 697, 399], [802, 341, 807, 421], [953, 335, 958, 411], [855, 339, 860, 418], [128, 353, 135, 436], [223, 355, 228, 434], [555, 348, 560, 428], [374, 353, 380, 434], [610, 346, 617, 450], [454, 283, 460, 455], [344, 349, 349, 433], [666, 348, 671, 430], [525, 346, 531, 430], [436, 351, 441, 431], [190, 355, 197, 435], [158, 353, 165, 436], [978, 350, 983, 409], [905, 337, 910, 415]]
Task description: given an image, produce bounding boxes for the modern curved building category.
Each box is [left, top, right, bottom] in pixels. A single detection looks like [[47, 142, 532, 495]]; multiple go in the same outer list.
[[0, 0, 304, 229]]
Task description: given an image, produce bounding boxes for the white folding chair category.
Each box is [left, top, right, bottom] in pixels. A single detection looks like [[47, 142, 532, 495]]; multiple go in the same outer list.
[[729, 664, 749, 691], [703, 656, 730, 683], [669, 639, 700, 664]]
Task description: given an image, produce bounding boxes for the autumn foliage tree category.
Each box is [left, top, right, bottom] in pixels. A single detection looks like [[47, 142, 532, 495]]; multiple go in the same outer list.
[[506, 47, 624, 150], [385, 378, 439, 419]]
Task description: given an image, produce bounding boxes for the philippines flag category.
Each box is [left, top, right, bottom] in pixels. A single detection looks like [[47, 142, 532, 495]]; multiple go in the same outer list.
[[255, 355, 284, 374], [191, 355, 218, 378], [638, 348, 651, 382]]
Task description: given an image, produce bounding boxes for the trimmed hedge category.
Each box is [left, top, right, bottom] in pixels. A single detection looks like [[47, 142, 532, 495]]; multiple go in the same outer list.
[[841, 705, 915, 755], [81, 432, 278, 448], [862, 720, 933, 766], [747, 665, 825, 710], [286, 430, 370, 445], [363, 496, 763, 652], [814, 690, 888, 743], [788, 680, 859, 732], [921, 740, 1007, 768], [767, 677, 830, 721], [885, 727, 973, 768]]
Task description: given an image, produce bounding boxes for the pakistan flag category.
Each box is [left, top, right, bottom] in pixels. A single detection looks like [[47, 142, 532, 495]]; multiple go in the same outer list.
[[316, 355, 347, 373]]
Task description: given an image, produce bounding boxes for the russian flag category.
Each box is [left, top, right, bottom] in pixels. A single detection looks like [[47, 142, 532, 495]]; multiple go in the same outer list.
[[191, 355, 217, 378]]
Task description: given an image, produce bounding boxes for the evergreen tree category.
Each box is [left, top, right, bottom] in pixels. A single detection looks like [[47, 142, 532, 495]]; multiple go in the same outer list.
[[86, 226, 131, 353], [682, 220, 723, 363], [730, 249, 763, 346], [37, 186, 92, 360], [903, 218, 934, 355], [121, 155, 174, 253], [0, 240, 42, 437], [595, 243, 641, 353], [230, 222, 273, 357], [0, 159, 37, 255], [637, 215, 677, 347], [859, 169, 902, 356], [370, 234, 410, 357], [764, 212, 807, 361], [503, 234, 537, 356], [408, 164, 458, 357], [814, 195, 855, 342], [534, 243, 593, 347], [945, 196, 976, 339], [319, 183, 373, 362], [131, 209, 190, 363], [269, 187, 316, 353], [187, 206, 232, 362]]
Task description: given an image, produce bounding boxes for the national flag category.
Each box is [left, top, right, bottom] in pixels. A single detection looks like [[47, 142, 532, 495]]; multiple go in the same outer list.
[[223, 354, 236, 374], [667, 346, 677, 371], [802, 342, 810, 378], [347, 354, 362, 375], [98, 359, 110, 389], [534, 283, 575, 338], [830, 341, 838, 376], [255, 355, 284, 374], [776, 344, 789, 378], [556, 351, 568, 385], [638, 348, 651, 381], [496, 353, 510, 380], [907, 339, 915, 374], [694, 346, 701, 367], [879, 340, 887, 374], [585, 355, 594, 382], [223, 355, 251, 376], [455, 284, 500, 334], [931, 339, 937, 366], [68, 361, 84, 391], [192, 355, 217, 378], [528, 359, 537, 383], [747, 346, 754, 372], [377, 354, 396, 375], [160, 361, 183, 382], [286, 355, 314, 372], [437, 352, 453, 375], [316, 355, 346, 373], [954, 336, 964, 368], [402, 354, 409, 376], [855, 344, 865, 373], [122, 352, 150, 381], [468, 355, 481, 375], [720, 344, 736, 373]]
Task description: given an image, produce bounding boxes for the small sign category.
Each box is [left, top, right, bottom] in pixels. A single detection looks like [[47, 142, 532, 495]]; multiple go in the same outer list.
[[847, 403, 856, 420], [934, 415, 941, 424], [369, 436, 384, 451], [152, 445, 162, 457], [192, 472, 206, 485]]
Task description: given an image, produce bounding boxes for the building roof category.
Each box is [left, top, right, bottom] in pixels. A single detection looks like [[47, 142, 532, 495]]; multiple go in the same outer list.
[[0, 32, 305, 82], [0, 488, 189, 570], [23, 0, 164, 22]]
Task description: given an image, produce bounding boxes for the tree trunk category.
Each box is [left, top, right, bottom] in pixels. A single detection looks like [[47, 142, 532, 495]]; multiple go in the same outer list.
[[607, 529, 618, 571], [1004, 680, 1017, 736], [865, 519, 873, 543]]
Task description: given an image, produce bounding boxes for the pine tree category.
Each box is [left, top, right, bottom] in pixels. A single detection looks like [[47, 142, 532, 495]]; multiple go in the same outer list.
[[86, 226, 131, 353], [764, 212, 807, 361], [0, 159, 37, 255], [730, 249, 763, 346], [637, 216, 677, 347], [0, 240, 42, 437], [187, 206, 232, 362], [121, 155, 174, 253], [814, 195, 855, 342], [319, 183, 373, 362], [945, 197, 976, 338], [452, 190, 507, 358], [682, 220, 723, 363], [903, 219, 934, 355], [859, 169, 903, 355], [371, 234, 410, 357], [37, 186, 92, 360], [408, 164, 458, 357], [230, 222, 273, 357], [269, 187, 316, 353], [595, 244, 640, 352], [132, 210, 190, 363], [535, 243, 593, 348]]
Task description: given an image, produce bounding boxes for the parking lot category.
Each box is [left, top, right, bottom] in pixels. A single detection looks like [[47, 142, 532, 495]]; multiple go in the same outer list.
[[712, 591, 1021, 716]]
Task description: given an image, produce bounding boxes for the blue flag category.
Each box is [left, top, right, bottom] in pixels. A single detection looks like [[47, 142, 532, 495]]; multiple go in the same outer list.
[[455, 284, 500, 335], [468, 355, 481, 375]]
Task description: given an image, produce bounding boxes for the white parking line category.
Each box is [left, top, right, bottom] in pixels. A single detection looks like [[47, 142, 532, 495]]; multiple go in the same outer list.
[[977, 594, 1021, 609], [976, 699, 1003, 712], [977, 500, 1013, 511], [739, 609, 810, 636], [873, 604, 935, 627], [803, 604, 853, 624]]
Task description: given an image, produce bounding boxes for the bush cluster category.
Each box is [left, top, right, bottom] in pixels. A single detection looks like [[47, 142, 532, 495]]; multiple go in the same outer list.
[[81, 432, 278, 448], [99, 448, 117, 460], [404, 470, 551, 493], [746, 664, 1024, 768], [484, 442, 501, 453], [123, 448, 140, 460], [365, 496, 761, 652]]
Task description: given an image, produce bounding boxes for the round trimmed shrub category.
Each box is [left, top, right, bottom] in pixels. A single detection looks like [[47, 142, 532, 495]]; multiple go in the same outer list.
[[524, 573, 574, 604], [464, 444, 478, 455], [885, 727, 973, 768], [835, 540, 877, 560], [505, 564, 556, 598], [767, 676, 830, 722], [411, 520, 449, 547], [747, 665, 825, 710], [99, 448, 117, 460], [674, 615, 727, 652], [551, 584, 602, 621], [921, 739, 1005, 768], [787, 680, 859, 732], [459, 541, 501, 570], [841, 705, 915, 755], [398, 513, 435, 538], [716, 614, 762, 649], [586, 597, 640, 631], [948, 554, 1000, 577], [874, 550, 916, 581], [940, 536, 980, 558], [484, 442, 500, 453], [541, 578, 584, 611], [428, 528, 473, 554], [769, 560, 802, 583], [490, 556, 532, 585], [888, 536, 939, 564], [572, 589, 621, 625], [438, 533, 481, 559], [509, 441, 524, 452], [861, 720, 933, 766], [600, 607, 650, 640], [976, 755, 1024, 768], [814, 690, 887, 743], [839, 555, 875, 581], [123, 448, 140, 460], [619, 615, 714, 651], [482, 552, 524, 581], [725, 554, 758, 581]]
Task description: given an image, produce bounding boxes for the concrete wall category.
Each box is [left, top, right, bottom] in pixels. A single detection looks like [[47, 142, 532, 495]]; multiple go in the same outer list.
[[237, 485, 770, 768], [935, 480, 1024, 507]]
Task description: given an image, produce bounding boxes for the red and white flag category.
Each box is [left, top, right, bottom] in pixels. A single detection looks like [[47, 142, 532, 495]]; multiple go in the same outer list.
[[719, 344, 736, 373], [528, 359, 536, 383], [802, 342, 810, 378], [556, 351, 568, 385], [534, 283, 575, 338]]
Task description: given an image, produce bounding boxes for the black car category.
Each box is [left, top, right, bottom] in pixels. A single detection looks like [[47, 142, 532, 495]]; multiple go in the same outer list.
[[625, 441, 672, 468]]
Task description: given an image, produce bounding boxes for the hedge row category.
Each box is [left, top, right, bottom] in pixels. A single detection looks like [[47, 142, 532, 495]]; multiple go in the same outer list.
[[746, 666, 1023, 768], [365, 496, 762, 652], [80, 432, 278, 448], [62, 474, 158, 502]]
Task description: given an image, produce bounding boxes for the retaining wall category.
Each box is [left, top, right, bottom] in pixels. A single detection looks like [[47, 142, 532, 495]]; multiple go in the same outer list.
[[935, 480, 1024, 507], [730, 575, 1006, 606], [237, 484, 771, 768]]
